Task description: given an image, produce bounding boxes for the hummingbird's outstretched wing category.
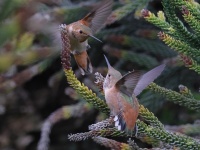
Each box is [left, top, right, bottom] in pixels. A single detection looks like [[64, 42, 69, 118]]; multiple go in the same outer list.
[[81, 0, 113, 33], [134, 64, 166, 96], [115, 71, 142, 96]]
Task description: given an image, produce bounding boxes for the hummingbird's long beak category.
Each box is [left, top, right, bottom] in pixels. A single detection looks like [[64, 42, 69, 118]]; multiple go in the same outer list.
[[89, 35, 103, 43], [104, 55, 111, 69]]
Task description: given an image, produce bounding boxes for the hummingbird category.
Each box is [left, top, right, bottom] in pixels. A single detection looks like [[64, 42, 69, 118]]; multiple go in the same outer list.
[[60, 0, 113, 75], [103, 55, 165, 135]]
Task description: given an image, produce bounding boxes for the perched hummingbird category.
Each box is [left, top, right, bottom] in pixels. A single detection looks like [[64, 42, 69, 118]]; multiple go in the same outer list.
[[103, 56, 165, 135], [60, 0, 113, 75]]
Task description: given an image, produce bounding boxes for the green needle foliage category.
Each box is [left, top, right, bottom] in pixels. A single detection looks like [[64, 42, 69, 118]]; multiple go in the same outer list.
[[162, 1, 200, 49], [137, 120, 200, 150], [182, 6, 200, 37], [65, 69, 110, 115], [142, 0, 200, 74], [148, 83, 200, 111], [139, 105, 164, 130]]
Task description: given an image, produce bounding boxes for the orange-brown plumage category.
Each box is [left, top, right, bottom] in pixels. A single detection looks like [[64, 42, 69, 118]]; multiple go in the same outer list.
[[105, 85, 139, 133], [120, 97, 139, 130], [79, 20, 90, 27], [80, 13, 94, 26], [60, 0, 113, 75], [103, 55, 165, 135], [104, 86, 120, 114], [74, 51, 92, 75]]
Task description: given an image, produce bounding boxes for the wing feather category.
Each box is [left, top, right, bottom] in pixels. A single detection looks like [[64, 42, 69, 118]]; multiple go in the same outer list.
[[134, 64, 166, 96], [115, 71, 142, 96], [81, 0, 113, 33]]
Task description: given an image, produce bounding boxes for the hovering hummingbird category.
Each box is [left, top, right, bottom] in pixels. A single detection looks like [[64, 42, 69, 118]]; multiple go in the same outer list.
[[103, 55, 165, 135], [60, 0, 113, 75]]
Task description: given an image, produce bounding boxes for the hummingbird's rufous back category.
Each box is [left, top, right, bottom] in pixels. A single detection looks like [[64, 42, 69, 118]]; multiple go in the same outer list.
[[60, 0, 113, 75], [103, 55, 165, 135]]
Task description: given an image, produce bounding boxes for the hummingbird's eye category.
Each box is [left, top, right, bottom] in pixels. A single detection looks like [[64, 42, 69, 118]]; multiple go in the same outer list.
[[79, 30, 83, 34], [108, 74, 111, 77]]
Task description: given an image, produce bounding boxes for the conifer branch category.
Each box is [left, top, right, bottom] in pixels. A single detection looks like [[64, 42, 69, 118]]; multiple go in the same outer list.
[[182, 6, 200, 38], [142, 2, 200, 50], [127, 139, 141, 150], [69, 120, 200, 149], [158, 31, 200, 62], [137, 120, 200, 150], [179, 54, 200, 74], [88, 118, 161, 147], [178, 84, 194, 99], [68, 128, 127, 142], [139, 105, 164, 130], [94, 72, 105, 94], [148, 83, 200, 111], [88, 117, 114, 131], [141, 9, 174, 34], [173, 0, 200, 20], [92, 136, 132, 150], [157, 31, 200, 74], [63, 69, 110, 115], [162, 0, 200, 49]]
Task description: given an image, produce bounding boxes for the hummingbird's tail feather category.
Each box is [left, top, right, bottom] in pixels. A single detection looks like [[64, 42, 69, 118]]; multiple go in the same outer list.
[[114, 115, 126, 131], [73, 51, 93, 75], [114, 98, 139, 136], [114, 112, 136, 136]]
